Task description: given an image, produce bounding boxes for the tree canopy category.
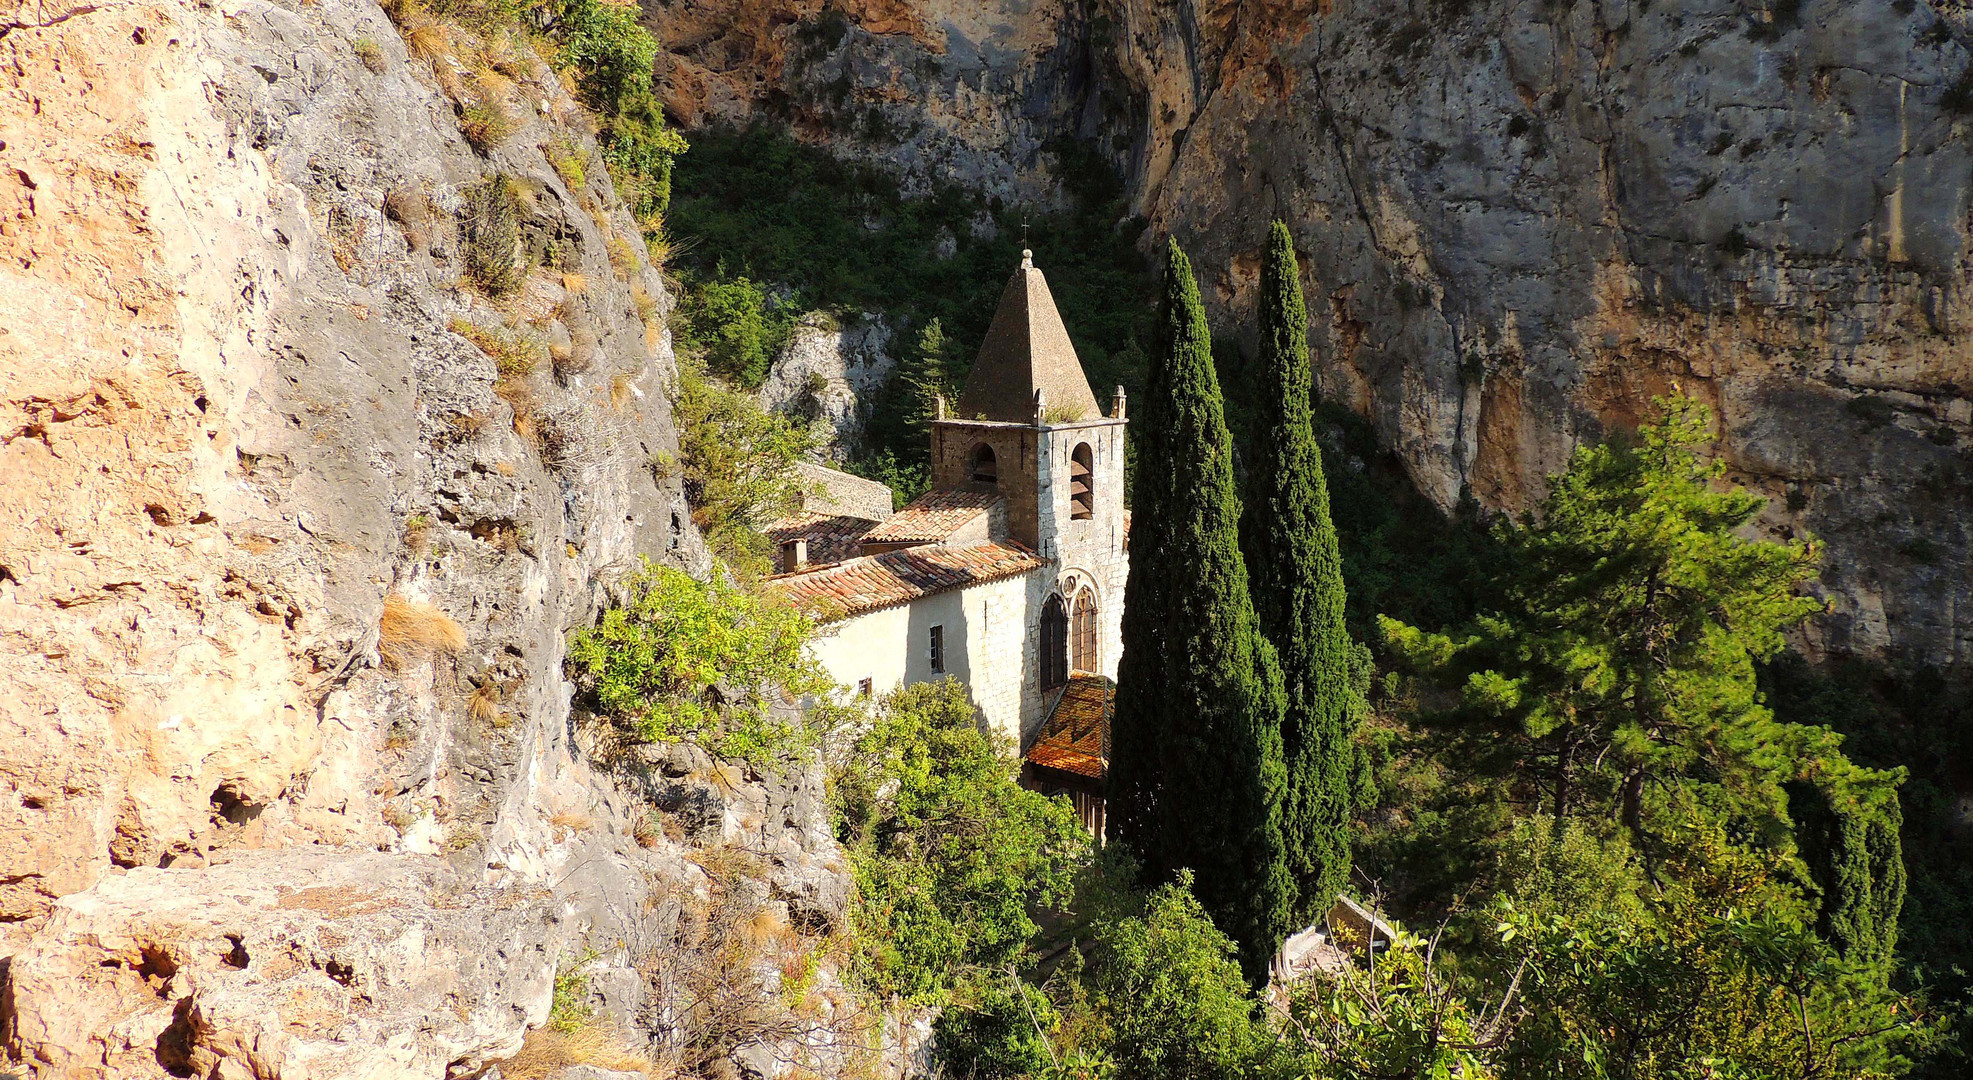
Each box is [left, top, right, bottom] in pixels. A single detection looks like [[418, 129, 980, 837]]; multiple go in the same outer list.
[[1240, 220, 1370, 923], [1110, 238, 1294, 981]]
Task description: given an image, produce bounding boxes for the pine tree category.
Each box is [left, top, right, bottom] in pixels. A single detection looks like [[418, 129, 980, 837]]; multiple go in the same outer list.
[[1111, 238, 1294, 981], [900, 318, 954, 443], [1241, 221, 1366, 922]]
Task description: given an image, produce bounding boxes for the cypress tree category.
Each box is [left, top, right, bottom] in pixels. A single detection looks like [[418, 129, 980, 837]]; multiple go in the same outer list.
[[1111, 238, 1294, 981], [1241, 221, 1365, 922]]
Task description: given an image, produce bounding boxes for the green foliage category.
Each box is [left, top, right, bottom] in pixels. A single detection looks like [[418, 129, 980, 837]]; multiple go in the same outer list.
[[866, 317, 957, 456], [548, 951, 597, 1033], [1379, 396, 1873, 870], [1761, 655, 1973, 1076], [836, 679, 1089, 1006], [1085, 874, 1272, 1080], [675, 273, 785, 387], [1793, 776, 1908, 971], [1279, 926, 1498, 1080], [1277, 880, 1936, 1080], [1493, 889, 1931, 1079], [1110, 239, 1293, 982], [1241, 221, 1369, 923], [934, 973, 1065, 1080], [542, 0, 685, 220], [566, 560, 823, 763], [672, 362, 818, 573]]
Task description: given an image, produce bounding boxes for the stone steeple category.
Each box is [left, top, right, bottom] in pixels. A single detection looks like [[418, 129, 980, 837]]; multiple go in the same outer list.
[[954, 251, 1103, 425]]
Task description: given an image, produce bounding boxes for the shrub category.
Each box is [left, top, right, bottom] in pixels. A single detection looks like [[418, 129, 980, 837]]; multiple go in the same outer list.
[[449, 316, 543, 381], [461, 101, 518, 153], [549, 954, 596, 1033], [461, 175, 525, 295], [1082, 873, 1271, 1080], [679, 274, 778, 387], [933, 976, 1063, 1079], [672, 363, 817, 573], [543, 135, 587, 189], [566, 560, 824, 763], [835, 679, 1089, 1005], [541, 0, 686, 219]]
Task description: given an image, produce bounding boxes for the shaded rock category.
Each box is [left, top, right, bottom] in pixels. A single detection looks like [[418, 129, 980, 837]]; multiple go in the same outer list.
[[757, 313, 898, 460]]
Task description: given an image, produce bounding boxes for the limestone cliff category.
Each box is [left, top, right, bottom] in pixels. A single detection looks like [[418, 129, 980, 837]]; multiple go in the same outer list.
[[648, 0, 1973, 667], [0, 0, 882, 1075]]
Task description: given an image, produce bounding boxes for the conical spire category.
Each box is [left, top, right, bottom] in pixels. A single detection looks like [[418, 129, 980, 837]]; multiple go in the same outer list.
[[954, 251, 1102, 425]]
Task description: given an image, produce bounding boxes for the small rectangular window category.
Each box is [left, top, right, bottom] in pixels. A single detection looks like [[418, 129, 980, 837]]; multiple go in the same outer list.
[[929, 625, 945, 674], [857, 678, 873, 699]]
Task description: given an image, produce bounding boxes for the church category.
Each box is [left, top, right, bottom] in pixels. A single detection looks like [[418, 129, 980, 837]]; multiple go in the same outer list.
[[765, 250, 1124, 832]]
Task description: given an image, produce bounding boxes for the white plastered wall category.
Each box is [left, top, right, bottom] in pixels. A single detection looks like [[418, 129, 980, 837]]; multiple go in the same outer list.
[[806, 569, 1039, 747]]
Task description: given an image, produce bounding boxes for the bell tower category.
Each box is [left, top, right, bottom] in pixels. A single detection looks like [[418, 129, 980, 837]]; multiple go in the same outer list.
[[929, 251, 1129, 712]]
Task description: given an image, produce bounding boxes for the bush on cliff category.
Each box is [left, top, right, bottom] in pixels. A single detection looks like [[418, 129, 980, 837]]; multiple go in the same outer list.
[[567, 560, 823, 763]]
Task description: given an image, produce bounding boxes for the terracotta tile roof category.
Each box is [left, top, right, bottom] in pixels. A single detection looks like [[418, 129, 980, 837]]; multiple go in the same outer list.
[[1025, 672, 1112, 781], [763, 512, 879, 567], [859, 489, 1001, 546], [767, 541, 1047, 621], [956, 258, 1103, 424]]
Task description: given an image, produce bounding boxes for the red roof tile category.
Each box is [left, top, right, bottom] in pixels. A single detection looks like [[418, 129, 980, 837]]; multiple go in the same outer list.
[[764, 512, 879, 567], [1025, 672, 1112, 781], [767, 541, 1047, 620], [860, 489, 1001, 546]]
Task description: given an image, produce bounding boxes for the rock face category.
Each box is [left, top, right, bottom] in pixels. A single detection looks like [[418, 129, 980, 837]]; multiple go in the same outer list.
[[0, 0, 879, 1075], [646, 0, 1973, 667], [756, 313, 898, 460]]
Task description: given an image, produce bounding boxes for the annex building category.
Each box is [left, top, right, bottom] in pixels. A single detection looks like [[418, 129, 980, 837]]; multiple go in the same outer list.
[[764, 251, 1124, 832]]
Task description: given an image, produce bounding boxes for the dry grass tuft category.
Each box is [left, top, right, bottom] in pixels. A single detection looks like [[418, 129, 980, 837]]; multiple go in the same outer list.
[[450, 410, 492, 438], [561, 271, 588, 296], [509, 400, 543, 450], [549, 343, 582, 383], [549, 809, 595, 838], [468, 681, 500, 725], [498, 1025, 652, 1080], [461, 102, 518, 153], [607, 236, 636, 280], [610, 373, 636, 410], [451, 316, 544, 380], [473, 65, 513, 102], [384, 185, 436, 251], [378, 594, 465, 663], [404, 19, 446, 59]]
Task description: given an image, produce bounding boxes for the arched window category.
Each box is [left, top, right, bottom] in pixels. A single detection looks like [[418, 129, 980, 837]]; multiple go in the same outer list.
[[970, 443, 998, 486], [1069, 443, 1094, 519], [1071, 588, 1098, 673], [1039, 594, 1068, 690]]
